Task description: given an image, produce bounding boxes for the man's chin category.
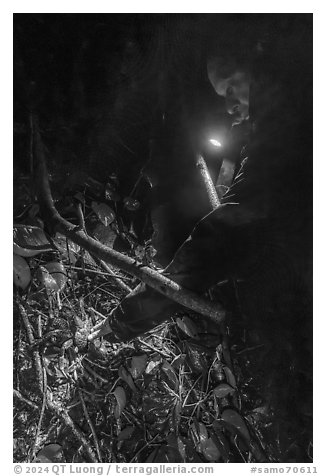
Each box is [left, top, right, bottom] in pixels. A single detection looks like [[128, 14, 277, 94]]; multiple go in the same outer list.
[[232, 117, 244, 126], [232, 114, 249, 126]]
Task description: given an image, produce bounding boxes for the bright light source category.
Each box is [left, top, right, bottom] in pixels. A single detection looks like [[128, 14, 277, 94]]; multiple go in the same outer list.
[[209, 139, 222, 147]]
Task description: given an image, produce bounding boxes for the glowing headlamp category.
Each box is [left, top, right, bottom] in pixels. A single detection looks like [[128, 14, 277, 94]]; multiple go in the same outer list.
[[209, 139, 222, 148]]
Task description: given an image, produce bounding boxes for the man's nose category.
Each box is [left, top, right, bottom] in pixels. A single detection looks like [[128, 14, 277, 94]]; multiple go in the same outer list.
[[226, 97, 240, 115]]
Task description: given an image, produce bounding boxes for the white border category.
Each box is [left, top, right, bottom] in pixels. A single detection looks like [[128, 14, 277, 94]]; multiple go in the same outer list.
[[3, 3, 324, 473]]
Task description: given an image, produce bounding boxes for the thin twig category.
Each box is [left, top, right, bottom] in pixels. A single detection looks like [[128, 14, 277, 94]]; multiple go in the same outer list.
[[129, 434, 160, 463], [45, 390, 99, 462], [84, 357, 108, 370], [77, 386, 103, 462], [76, 203, 86, 231], [19, 302, 35, 344], [137, 338, 170, 358], [90, 245, 134, 294], [236, 344, 265, 355], [98, 258, 133, 294], [80, 369, 101, 390], [15, 325, 23, 392], [89, 307, 111, 321], [83, 363, 109, 384], [205, 354, 220, 395], [220, 321, 234, 374], [82, 283, 119, 301], [13, 389, 39, 411], [18, 302, 44, 393], [153, 333, 182, 356], [30, 367, 47, 461], [37, 314, 42, 339], [182, 375, 202, 408], [69, 266, 133, 279]]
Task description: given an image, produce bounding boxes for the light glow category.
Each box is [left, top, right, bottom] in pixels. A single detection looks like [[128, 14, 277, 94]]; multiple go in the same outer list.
[[209, 139, 222, 147]]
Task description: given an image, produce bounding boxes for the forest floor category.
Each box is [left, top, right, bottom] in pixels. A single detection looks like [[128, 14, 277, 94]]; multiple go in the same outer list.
[[13, 167, 311, 464]]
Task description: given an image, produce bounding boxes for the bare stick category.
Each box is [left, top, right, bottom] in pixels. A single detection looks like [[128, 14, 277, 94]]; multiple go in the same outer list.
[[46, 390, 99, 463], [13, 389, 39, 411], [137, 337, 171, 358], [196, 154, 221, 210], [32, 120, 225, 332], [98, 259, 133, 294], [83, 363, 109, 384], [77, 386, 103, 462], [76, 202, 86, 231], [69, 266, 132, 279], [88, 245, 133, 294], [30, 367, 47, 462], [18, 303, 44, 393]]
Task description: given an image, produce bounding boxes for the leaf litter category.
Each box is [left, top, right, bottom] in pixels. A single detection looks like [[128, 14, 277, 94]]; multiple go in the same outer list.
[[13, 171, 309, 464]]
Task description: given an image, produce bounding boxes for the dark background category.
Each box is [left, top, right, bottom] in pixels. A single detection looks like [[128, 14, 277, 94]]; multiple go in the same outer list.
[[14, 14, 227, 178]]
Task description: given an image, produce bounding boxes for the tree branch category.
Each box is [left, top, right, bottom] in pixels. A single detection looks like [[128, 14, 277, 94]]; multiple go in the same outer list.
[[196, 154, 221, 209], [32, 116, 225, 334]]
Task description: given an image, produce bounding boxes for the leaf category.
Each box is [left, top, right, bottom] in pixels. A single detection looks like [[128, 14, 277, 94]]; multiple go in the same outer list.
[[117, 426, 135, 441], [166, 433, 178, 447], [118, 366, 137, 392], [145, 357, 161, 374], [145, 447, 159, 462], [130, 355, 147, 379], [223, 366, 237, 388], [213, 383, 236, 398], [166, 434, 193, 462], [113, 386, 127, 418], [82, 251, 97, 267], [38, 266, 59, 292], [176, 316, 199, 339], [171, 353, 186, 370], [211, 425, 231, 462], [173, 400, 182, 428], [161, 360, 179, 391], [53, 233, 80, 264], [211, 362, 226, 383], [143, 378, 180, 433], [134, 245, 146, 260], [177, 436, 202, 463], [190, 420, 208, 451], [152, 444, 183, 463], [197, 422, 208, 444], [91, 202, 116, 226], [221, 409, 250, 443], [35, 444, 64, 463], [176, 436, 186, 461], [185, 342, 208, 374], [39, 262, 67, 292], [201, 438, 221, 462], [13, 224, 54, 257], [13, 254, 31, 290], [92, 223, 117, 248]]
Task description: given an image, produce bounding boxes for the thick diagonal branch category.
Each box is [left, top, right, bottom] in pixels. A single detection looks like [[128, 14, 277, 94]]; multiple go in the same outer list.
[[32, 118, 225, 326]]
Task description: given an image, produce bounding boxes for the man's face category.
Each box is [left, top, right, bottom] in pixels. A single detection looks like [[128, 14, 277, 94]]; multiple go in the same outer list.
[[209, 70, 250, 125]]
